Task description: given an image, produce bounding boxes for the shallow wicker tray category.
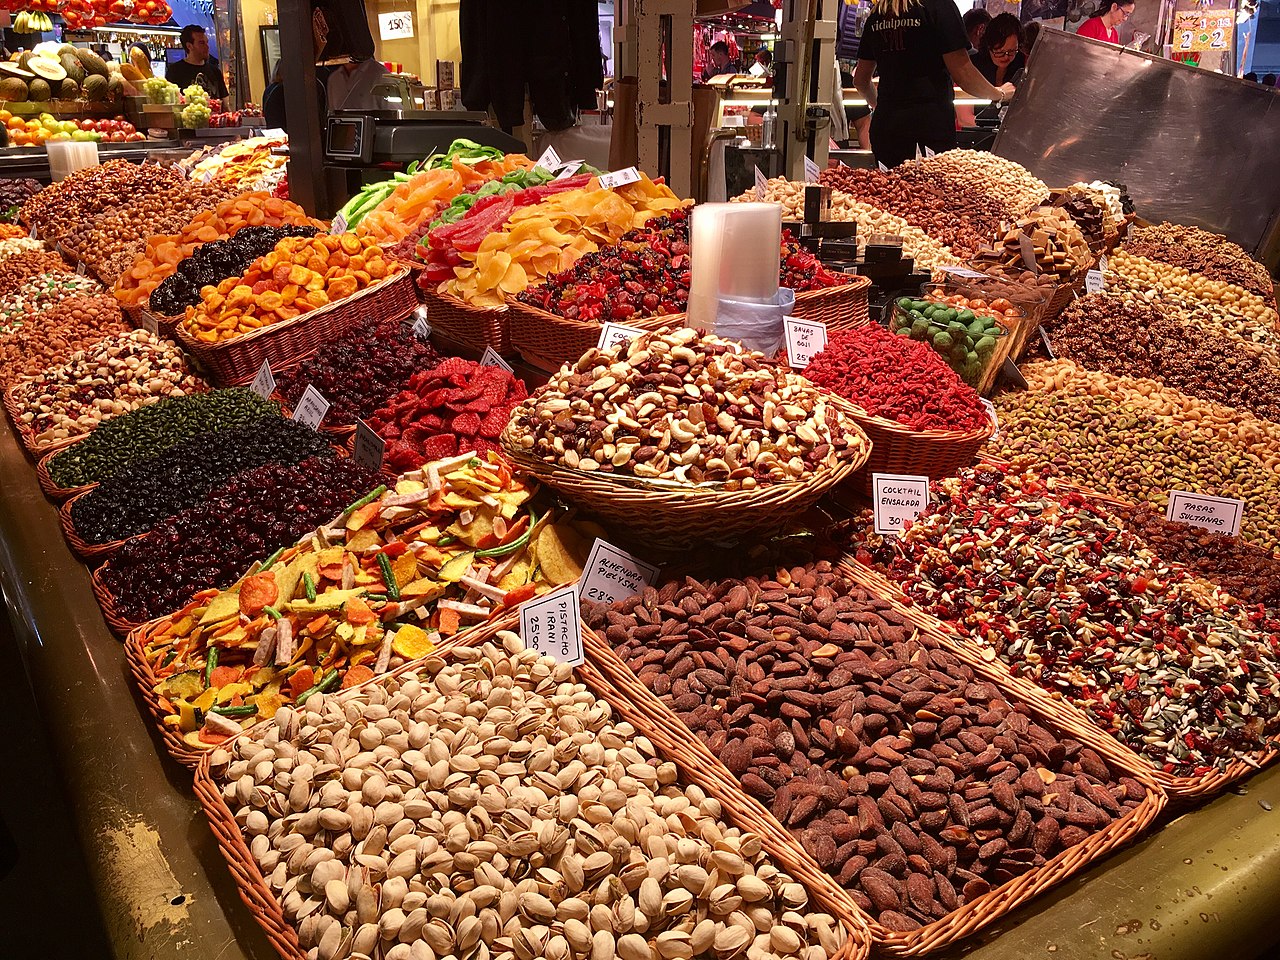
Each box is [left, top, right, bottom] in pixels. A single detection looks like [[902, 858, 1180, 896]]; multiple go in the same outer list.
[[175, 269, 416, 386], [59, 490, 138, 564], [499, 412, 871, 549], [90, 563, 145, 638], [191, 613, 875, 960], [36, 440, 99, 500], [583, 618, 1165, 956], [3, 382, 81, 459], [418, 286, 510, 353], [835, 553, 1275, 803]]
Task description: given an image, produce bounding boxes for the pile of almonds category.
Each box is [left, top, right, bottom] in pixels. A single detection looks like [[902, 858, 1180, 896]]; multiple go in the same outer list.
[[211, 636, 849, 960], [505, 329, 867, 489], [586, 563, 1150, 933]]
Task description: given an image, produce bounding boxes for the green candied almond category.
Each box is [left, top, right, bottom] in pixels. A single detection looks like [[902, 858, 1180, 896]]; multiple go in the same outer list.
[[910, 318, 930, 338], [975, 335, 997, 356], [932, 331, 954, 350]]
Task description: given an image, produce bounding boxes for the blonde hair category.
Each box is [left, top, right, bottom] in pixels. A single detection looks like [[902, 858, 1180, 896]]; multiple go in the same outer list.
[[872, 0, 921, 15]]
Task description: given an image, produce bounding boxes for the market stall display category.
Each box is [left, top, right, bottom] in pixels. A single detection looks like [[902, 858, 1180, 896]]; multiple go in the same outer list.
[[0, 269, 103, 333], [4, 328, 204, 454], [185, 135, 290, 194], [0, 292, 126, 388], [886, 296, 1010, 392], [1119, 223, 1274, 304], [986, 358, 1280, 549], [897, 150, 1049, 220], [585, 562, 1162, 947], [837, 465, 1280, 797], [273, 316, 442, 435], [968, 206, 1093, 292], [20, 159, 183, 243]]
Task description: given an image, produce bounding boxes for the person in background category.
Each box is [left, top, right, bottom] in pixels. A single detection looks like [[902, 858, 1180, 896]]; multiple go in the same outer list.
[[327, 56, 390, 112], [1021, 21, 1042, 58], [749, 48, 774, 78], [1244, 72, 1258, 82], [262, 60, 327, 130], [166, 25, 229, 98], [702, 41, 741, 81], [963, 9, 991, 53], [1263, 73, 1277, 86], [853, 0, 1015, 167], [839, 67, 873, 150], [972, 13, 1025, 85], [1077, 1, 1134, 45]]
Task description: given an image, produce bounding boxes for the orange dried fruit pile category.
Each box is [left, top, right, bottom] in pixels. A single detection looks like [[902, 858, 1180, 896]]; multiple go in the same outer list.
[[113, 192, 324, 309], [181, 233, 395, 343]]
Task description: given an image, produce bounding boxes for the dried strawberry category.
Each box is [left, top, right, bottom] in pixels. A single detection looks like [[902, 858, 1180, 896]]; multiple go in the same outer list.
[[452, 412, 482, 436], [418, 434, 457, 462]]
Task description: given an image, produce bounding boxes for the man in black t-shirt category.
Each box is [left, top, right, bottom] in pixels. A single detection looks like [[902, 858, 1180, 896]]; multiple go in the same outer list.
[[166, 25, 229, 99]]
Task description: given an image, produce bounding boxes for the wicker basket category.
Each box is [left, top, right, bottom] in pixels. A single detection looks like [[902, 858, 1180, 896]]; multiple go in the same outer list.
[[500, 414, 871, 549], [175, 269, 416, 386], [827, 395, 993, 492], [90, 564, 144, 638], [191, 614, 874, 960], [2, 382, 82, 459], [419, 287, 510, 354], [834, 554, 1271, 802], [59, 490, 138, 564], [793, 276, 873, 329], [583, 619, 1165, 956], [36, 442, 99, 500]]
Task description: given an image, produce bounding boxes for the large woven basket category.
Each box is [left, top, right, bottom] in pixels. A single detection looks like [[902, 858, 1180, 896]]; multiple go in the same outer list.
[[191, 613, 874, 960], [583, 617, 1165, 956], [59, 490, 138, 564], [419, 287, 510, 353], [36, 441, 99, 500], [827, 395, 992, 492], [835, 553, 1272, 802], [90, 563, 145, 638], [124, 302, 183, 341], [175, 269, 416, 386], [793, 276, 873, 328], [500, 416, 871, 549], [2, 382, 82, 459]]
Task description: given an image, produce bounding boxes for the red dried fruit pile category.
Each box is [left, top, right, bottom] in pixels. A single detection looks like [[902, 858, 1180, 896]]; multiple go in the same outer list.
[[804, 325, 989, 432], [368, 357, 528, 472]]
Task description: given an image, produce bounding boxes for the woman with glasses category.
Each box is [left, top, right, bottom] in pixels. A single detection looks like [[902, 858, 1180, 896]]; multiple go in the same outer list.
[[1078, 0, 1135, 45], [972, 14, 1025, 86]]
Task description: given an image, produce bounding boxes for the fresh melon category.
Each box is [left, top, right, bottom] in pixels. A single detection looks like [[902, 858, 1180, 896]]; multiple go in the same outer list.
[[61, 54, 86, 85], [74, 48, 111, 78], [58, 43, 77, 57], [0, 77, 28, 102], [0, 62, 34, 81], [28, 56, 67, 83], [60, 78, 80, 99], [16, 51, 32, 71], [107, 74, 124, 99], [83, 74, 108, 101], [27, 78, 51, 101]]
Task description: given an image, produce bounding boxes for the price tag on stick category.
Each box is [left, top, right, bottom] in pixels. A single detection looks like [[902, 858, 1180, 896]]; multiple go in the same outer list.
[[872, 474, 930, 536], [411, 313, 432, 341], [598, 166, 641, 190], [783, 316, 828, 369], [250, 359, 275, 399], [578, 539, 660, 606], [479, 347, 514, 373], [554, 161, 585, 180], [137, 311, 159, 336], [330, 212, 348, 235], [754, 165, 767, 200], [1085, 269, 1105, 294], [519, 583, 585, 666], [1165, 491, 1244, 536], [353, 419, 385, 472], [597, 321, 647, 352], [292, 384, 330, 430], [803, 155, 821, 183], [535, 144, 562, 171], [980, 398, 1000, 439]]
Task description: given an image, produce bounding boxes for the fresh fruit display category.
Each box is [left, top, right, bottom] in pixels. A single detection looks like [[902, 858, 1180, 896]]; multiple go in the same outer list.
[[61, 179, 236, 286], [21, 160, 186, 244], [368, 357, 528, 472], [0, 270, 103, 333], [273, 316, 441, 429], [804, 324, 989, 431], [46, 387, 281, 489], [840, 464, 1280, 778], [140, 453, 603, 747], [507, 328, 866, 487], [426, 174, 685, 308], [0, 293, 126, 388], [180, 233, 396, 343], [10, 329, 204, 448], [186, 136, 289, 193], [69, 418, 337, 546], [888, 295, 1007, 388], [0, 177, 41, 222], [142, 76, 179, 104], [149, 224, 321, 316], [180, 83, 211, 128], [98, 456, 383, 624], [113, 192, 323, 310]]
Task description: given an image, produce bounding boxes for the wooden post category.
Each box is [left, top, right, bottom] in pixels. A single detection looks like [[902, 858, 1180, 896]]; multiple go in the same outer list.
[[633, 0, 695, 199], [277, 0, 328, 216]]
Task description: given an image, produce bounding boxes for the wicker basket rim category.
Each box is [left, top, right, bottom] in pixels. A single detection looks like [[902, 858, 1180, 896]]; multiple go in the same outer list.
[[825, 393, 995, 444], [423, 286, 509, 315]]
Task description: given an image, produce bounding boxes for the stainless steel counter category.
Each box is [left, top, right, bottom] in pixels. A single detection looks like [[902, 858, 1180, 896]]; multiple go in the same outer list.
[[0, 410, 1276, 960]]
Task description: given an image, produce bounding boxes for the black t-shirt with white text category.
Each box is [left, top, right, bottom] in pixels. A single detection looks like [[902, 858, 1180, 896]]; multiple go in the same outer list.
[[858, 0, 968, 108], [166, 56, 229, 99]]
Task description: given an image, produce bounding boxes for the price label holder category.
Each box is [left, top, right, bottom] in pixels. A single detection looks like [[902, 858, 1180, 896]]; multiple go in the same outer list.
[[598, 166, 641, 190], [1165, 490, 1244, 536], [554, 161, 585, 180], [872, 474, 930, 536], [1040, 326, 1056, 360], [1019, 235, 1039, 271], [924, 146, 936, 158], [535, 144, 562, 171], [411, 308, 432, 341], [1085, 269, 1105, 294], [914, 144, 923, 161], [1098, 254, 1109, 273], [479, 347, 514, 373], [597, 321, 647, 352], [519, 583, 584, 666], [754, 165, 767, 200], [980, 398, 1000, 439], [249, 359, 275, 399], [939, 265, 989, 281], [877, 161, 890, 172], [28, 224, 37, 240], [200, 167, 217, 184], [353, 419, 385, 472], [137, 311, 159, 336], [803, 155, 821, 183], [292, 384, 330, 430], [76, 260, 87, 277], [783, 316, 828, 370], [330, 212, 348, 235], [999, 358, 1028, 390], [260, 127, 286, 139], [578, 539, 660, 606]]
